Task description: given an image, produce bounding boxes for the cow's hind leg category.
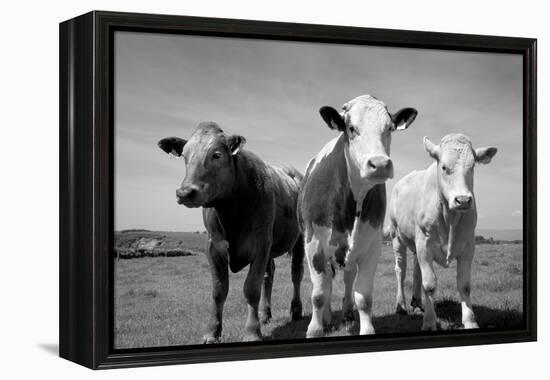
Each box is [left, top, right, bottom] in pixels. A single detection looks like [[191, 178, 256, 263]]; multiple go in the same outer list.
[[290, 235, 305, 321], [410, 255, 424, 314], [203, 240, 229, 344], [342, 264, 357, 331], [393, 237, 408, 315], [259, 258, 275, 324], [323, 268, 334, 332], [290, 236, 304, 320], [305, 232, 332, 338]]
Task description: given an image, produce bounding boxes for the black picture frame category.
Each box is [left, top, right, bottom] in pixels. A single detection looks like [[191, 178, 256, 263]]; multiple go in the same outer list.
[[59, 10, 537, 369]]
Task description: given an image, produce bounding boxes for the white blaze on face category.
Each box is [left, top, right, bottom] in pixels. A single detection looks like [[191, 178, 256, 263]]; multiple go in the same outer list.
[[342, 96, 393, 200], [439, 138, 475, 207], [345, 96, 393, 173], [317, 95, 417, 207]]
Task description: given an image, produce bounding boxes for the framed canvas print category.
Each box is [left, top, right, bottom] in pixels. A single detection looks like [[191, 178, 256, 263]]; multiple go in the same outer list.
[[59, 11, 537, 369]]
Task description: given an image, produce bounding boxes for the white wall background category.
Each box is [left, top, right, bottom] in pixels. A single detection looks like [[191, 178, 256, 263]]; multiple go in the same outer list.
[[0, 0, 546, 377]]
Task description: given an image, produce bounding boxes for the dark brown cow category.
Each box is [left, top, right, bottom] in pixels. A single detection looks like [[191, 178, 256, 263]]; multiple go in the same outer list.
[[158, 122, 304, 343]]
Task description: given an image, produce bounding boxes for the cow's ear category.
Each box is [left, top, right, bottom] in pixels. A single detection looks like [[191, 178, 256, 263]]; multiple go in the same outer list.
[[227, 134, 246, 155], [423, 136, 440, 160], [319, 106, 346, 131], [158, 137, 187, 157], [475, 146, 498, 164], [392, 108, 418, 131]]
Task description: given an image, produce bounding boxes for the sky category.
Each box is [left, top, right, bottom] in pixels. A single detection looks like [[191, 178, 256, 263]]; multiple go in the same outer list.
[[114, 31, 523, 232]]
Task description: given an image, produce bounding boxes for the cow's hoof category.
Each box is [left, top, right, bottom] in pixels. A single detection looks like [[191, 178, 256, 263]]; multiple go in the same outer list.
[[203, 336, 221, 344], [242, 333, 262, 342], [323, 323, 336, 334], [395, 304, 408, 315], [421, 322, 437, 331], [306, 326, 324, 338], [290, 300, 303, 320], [463, 321, 479, 329], [260, 308, 272, 324], [410, 298, 423, 314], [343, 310, 356, 332], [359, 326, 376, 335]]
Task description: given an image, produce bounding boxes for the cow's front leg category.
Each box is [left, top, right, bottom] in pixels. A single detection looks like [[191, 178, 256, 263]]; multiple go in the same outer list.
[[342, 263, 357, 330], [203, 240, 229, 344], [416, 235, 438, 331], [243, 252, 270, 342], [305, 233, 332, 338], [259, 258, 275, 324], [457, 243, 478, 329], [354, 240, 382, 335]]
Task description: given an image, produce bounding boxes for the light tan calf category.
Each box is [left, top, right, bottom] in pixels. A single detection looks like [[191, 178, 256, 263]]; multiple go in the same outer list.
[[387, 134, 497, 330]]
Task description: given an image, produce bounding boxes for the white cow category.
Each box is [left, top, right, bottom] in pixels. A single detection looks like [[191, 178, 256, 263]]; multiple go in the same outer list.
[[387, 134, 497, 330], [298, 95, 417, 337]]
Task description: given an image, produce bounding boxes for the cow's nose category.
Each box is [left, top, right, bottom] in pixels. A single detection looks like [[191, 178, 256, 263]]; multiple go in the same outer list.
[[367, 156, 392, 171], [176, 186, 198, 203], [454, 195, 472, 208], [366, 156, 393, 178]]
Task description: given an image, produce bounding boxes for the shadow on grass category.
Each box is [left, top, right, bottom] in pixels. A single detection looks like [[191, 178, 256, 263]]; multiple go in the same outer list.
[[435, 299, 524, 330], [270, 311, 344, 340], [270, 299, 523, 340]]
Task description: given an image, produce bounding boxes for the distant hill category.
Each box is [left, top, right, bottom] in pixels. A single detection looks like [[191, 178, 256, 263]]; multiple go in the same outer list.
[[476, 229, 522, 241], [116, 229, 522, 259], [114, 230, 208, 259]]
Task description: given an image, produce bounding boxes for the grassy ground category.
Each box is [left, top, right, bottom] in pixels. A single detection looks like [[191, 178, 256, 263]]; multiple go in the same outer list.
[[114, 241, 523, 349]]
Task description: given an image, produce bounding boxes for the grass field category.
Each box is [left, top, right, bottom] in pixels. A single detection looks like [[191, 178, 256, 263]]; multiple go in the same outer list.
[[114, 234, 523, 349]]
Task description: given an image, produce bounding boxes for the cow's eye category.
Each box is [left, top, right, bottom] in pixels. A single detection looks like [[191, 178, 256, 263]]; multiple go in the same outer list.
[[348, 126, 359, 136], [212, 152, 222, 160], [441, 165, 450, 174]]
